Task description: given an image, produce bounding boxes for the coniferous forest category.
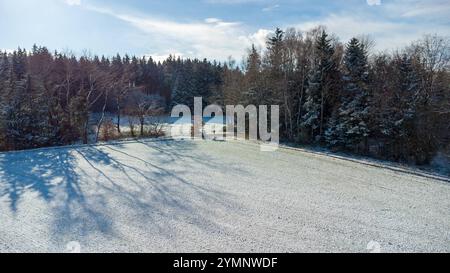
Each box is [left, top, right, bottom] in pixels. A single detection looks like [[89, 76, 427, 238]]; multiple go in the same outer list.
[[0, 27, 449, 166]]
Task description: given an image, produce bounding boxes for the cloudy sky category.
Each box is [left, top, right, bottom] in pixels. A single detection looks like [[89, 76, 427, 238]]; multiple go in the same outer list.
[[1, 0, 449, 61]]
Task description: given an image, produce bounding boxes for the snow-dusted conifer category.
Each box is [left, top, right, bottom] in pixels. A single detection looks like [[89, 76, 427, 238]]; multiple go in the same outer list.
[[326, 38, 370, 150], [302, 31, 338, 142]]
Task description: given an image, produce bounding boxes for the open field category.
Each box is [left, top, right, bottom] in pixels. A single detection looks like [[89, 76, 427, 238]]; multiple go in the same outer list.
[[0, 139, 449, 253]]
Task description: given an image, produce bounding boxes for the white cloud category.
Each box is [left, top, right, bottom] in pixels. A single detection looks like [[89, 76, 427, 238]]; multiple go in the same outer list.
[[68, 0, 450, 60], [65, 0, 81, 6], [262, 4, 280, 12], [248, 29, 271, 50], [144, 52, 184, 63], [366, 0, 381, 6], [389, 0, 450, 19], [293, 13, 450, 52], [205, 18, 222, 24], [204, 0, 265, 4], [1, 49, 15, 54], [84, 5, 269, 60]]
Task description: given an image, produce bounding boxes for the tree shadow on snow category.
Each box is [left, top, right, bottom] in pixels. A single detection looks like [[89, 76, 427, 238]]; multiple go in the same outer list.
[[0, 139, 247, 249], [0, 148, 114, 242]]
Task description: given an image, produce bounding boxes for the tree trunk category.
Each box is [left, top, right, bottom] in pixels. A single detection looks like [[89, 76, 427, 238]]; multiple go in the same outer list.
[[320, 89, 325, 139], [116, 97, 121, 134], [83, 120, 89, 144], [96, 90, 108, 142]]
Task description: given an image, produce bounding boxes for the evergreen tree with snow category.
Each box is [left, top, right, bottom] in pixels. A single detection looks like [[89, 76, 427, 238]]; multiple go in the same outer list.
[[171, 60, 195, 109], [0, 52, 10, 96], [265, 28, 284, 105], [243, 44, 262, 105], [381, 55, 419, 138], [11, 48, 27, 80], [379, 54, 421, 160], [302, 31, 339, 142], [0, 52, 10, 149], [326, 38, 371, 151]]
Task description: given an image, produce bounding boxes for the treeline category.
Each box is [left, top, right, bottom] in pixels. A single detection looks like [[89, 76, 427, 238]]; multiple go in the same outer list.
[[0, 45, 223, 150], [0, 27, 449, 165], [214, 28, 449, 165]]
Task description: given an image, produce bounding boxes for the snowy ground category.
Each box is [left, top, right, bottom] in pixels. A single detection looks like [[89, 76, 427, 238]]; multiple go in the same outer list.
[[0, 139, 449, 253]]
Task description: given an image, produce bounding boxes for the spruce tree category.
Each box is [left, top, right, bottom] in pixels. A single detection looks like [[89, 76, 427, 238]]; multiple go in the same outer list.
[[243, 44, 262, 106], [265, 28, 284, 105], [0, 52, 9, 92], [171, 60, 195, 109], [381, 55, 419, 137], [326, 38, 370, 151], [0, 52, 10, 149], [302, 31, 338, 142], [379, 54, 421, 159]]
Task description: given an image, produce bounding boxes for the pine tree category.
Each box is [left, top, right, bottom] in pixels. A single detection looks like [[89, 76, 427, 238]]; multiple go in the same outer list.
[[0, 52, 10, 93], [193, 58, 216, 104], [243, 44, 262, 105], [0, 52, 10, 149], [267, 28, 284, 71], [302, 31, 339, 142], [265, 28, 284, 105], [326, 38, 370, 151], [11, 48, 27, 81], [378, 54, 421, 160], [171, 60, 195, 109], [381, 55, 419, 138]]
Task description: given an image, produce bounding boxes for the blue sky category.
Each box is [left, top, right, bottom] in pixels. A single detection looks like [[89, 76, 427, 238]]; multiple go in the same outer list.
[[1, 0, 449, 61]]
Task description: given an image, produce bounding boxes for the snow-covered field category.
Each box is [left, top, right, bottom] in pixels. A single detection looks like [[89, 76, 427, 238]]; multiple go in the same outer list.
[[0, 139, 449, 253]]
